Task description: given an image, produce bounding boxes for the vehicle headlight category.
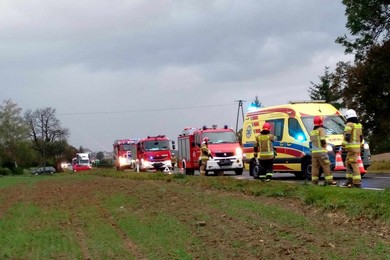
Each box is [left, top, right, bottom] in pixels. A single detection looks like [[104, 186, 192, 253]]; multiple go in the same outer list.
[[326, 145, 333, 152], [119, 157, 126, 165], [364, 143, 370, 149], [235, 147, 243, 157]]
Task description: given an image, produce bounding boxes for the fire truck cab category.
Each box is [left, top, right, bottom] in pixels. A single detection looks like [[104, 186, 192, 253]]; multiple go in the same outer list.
[[113, 139, 139, 171], [177, 125, 244, 176], [130, 135, 174, 172]]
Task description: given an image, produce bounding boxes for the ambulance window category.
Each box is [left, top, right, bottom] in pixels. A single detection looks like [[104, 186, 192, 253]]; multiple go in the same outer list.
[[267, 119, 283, 141], [288, 118, 307, 141]]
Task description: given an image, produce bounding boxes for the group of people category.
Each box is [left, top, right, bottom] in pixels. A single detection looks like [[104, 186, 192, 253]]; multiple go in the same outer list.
[[196, 108, 364, 188], [251, 108, 363, 188]]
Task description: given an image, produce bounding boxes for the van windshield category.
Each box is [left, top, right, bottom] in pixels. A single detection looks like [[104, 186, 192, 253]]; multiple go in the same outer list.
[[203, 131, 238, 144], [144, 140, 170, 151], [302, 115, 345, 135]]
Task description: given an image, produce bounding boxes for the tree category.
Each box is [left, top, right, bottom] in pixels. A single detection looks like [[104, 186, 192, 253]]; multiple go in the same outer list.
[[336, 0, 390, 60], [96, 151, 105, 160], [308, 67, 343, 109], [0, 99, 30, 168], [251, 96, 263, 109], [342, 41, 390, 153], [24, 107, 69, 167]]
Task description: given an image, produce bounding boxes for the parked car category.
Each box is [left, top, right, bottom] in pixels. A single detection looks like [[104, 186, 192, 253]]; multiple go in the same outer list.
[[32, 166, 56, 175]]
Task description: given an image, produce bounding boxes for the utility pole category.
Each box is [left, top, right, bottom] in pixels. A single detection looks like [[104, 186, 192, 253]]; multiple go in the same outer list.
[[235, 100, 246, 133]]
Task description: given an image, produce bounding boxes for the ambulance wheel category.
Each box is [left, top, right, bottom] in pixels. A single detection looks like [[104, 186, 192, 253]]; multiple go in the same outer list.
[[252, 165, 260, 179], [235, 168, 243, 175], [298, 159, 312, 180], [249, 158, 257, 176]]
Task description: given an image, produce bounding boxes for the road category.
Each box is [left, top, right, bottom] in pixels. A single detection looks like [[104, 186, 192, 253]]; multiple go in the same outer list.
[[186, 170, 390, 190]]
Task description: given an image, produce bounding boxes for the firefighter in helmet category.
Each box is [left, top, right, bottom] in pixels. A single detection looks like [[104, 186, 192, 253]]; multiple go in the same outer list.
[[253, 122, 275, 181], [309, 116, 337, 186], [171, 153, 177, 169], [342, 109, 363, 188], [200, 137, 213, 176]]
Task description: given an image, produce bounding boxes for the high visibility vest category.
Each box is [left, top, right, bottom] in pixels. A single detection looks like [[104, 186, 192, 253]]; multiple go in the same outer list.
[[344, 123, 362, 149], [310, 127, 326, 153], [201, 143, 211, 160], [255, 134, 274, 159]]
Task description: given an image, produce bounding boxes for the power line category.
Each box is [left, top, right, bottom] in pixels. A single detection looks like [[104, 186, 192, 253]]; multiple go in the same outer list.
[[235, 100, 246, 133], [58, 103, 235, 116]]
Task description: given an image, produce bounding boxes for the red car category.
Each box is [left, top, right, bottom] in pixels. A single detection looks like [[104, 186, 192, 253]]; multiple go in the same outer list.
[[72, 163, 92, 172]]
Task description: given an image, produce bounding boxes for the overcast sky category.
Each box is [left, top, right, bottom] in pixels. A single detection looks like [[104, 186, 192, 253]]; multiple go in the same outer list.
[[1, 0, 353, 152]]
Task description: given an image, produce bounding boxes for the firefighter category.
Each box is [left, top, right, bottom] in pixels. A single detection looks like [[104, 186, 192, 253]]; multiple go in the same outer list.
[[342, 109, 363, 188], [200, 137, 213, 176], [253, 122, 275, 181], [309, 116, 337, 186], [171, 153, 177, 169]]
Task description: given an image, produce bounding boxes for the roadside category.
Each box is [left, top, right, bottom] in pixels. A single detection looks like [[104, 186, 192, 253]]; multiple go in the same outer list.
[[368, 153, 390, 173]]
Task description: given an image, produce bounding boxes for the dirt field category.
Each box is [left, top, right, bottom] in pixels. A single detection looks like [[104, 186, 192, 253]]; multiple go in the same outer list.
[[371, 153, 390, 162], [1, 175, 389, 259]]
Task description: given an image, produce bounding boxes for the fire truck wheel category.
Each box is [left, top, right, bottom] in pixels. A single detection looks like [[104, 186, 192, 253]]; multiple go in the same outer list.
[[235, 168, 243, 175]]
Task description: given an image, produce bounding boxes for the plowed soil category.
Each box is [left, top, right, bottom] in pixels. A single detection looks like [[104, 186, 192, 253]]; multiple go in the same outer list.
[[1, 175, 389, 259]]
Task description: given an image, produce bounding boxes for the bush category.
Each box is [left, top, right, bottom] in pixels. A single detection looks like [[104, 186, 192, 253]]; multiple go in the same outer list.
[[12, 167, 24, 175], [0, 167, 12, 176]]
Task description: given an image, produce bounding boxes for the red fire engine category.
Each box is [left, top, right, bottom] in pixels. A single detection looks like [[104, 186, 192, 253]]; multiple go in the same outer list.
[[130, 135, 175, 172], [177, 125, 243, 176], [113, 139, 139, 171]]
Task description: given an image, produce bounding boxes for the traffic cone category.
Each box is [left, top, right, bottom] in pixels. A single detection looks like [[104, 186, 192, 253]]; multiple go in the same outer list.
[[333, 150, 346, 171], [357, 154, 367, 174]]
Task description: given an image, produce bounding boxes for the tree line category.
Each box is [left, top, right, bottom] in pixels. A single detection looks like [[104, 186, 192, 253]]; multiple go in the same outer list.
[[308, 0, 389, 153], [0, 99, 78, 175]]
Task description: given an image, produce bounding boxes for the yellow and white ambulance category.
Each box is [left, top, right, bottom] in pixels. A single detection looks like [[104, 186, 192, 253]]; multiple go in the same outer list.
[[242, 101, 371, 178]]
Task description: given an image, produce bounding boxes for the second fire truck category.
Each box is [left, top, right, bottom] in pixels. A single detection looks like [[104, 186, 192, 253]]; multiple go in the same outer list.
[[130, 135, 175, 172], [177, 125, 244, 176]]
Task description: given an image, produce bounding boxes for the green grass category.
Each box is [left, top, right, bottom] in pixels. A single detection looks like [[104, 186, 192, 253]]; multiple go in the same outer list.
[[0, 170, 389, 259], [94, 169, 390, 222]]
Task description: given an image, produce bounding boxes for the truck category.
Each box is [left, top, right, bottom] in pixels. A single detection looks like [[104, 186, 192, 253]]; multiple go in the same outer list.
[[177, 125, 244, 176], [242, 101, 372, 178], [130, 135, 174, 172], [72, 152, 92, 172], [113, 138, 139, 171]]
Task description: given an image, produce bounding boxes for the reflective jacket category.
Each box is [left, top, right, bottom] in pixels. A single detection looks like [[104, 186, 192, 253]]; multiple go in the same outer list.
[[310, 127, 327, 154], [254, 134, 275, 160], [343, 122, 362, 152], [201, 143, 212, 160]]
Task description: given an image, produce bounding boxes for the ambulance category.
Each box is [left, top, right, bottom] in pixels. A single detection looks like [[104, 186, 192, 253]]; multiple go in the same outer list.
[[242, 101, 371, 178]]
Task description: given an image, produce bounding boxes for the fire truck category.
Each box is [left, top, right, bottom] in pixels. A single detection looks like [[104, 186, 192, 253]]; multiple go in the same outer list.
[[130, 135, 175, 172], [177, 125, 244, 176], [113, 139, 139, 171]]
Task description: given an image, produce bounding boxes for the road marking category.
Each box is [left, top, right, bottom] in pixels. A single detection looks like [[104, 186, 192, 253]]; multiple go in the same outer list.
[[363, 187, 385, 191]]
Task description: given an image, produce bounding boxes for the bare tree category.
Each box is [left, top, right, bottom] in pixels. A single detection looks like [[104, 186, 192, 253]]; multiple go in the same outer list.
[[24, 107, 69, 168]]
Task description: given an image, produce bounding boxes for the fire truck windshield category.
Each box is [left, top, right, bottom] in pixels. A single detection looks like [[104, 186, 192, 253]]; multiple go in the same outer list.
[[203, 131, 237, 144], [122, 144, 132, 151], [144, 140, 170, 151]]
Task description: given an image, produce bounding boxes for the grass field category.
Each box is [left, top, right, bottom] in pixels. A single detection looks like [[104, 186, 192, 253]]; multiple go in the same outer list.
[[0, 170, 389, 259]]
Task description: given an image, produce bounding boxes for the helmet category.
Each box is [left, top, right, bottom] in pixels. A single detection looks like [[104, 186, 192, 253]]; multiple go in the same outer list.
[[262, 122, 271, 131], [313, 116, 323, 126], [203, 137, 209, 142], [345, 109, 357, 119]]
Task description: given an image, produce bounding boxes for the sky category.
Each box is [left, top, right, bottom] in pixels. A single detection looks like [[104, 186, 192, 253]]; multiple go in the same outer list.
[[1, 0, 353, 152]]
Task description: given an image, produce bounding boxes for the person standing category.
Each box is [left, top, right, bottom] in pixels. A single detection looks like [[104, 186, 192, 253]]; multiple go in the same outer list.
[[309, 116, 337, 186], [253, 122, 275, 181], [171, 153, 177, 169], [200, 137, 212, 176], [342, 109, 363, 188]]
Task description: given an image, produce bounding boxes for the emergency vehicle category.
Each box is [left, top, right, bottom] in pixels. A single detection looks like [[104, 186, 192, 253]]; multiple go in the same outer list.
[[113, 138, 139, 171], [72, 152, 92, 172], [242, 101, 371, 178], [177, 125, 244, 176], [130, 135, 174, 172]]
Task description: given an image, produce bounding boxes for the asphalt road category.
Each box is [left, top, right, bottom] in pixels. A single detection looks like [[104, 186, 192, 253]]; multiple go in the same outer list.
[[187, 170, 390, 190]]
